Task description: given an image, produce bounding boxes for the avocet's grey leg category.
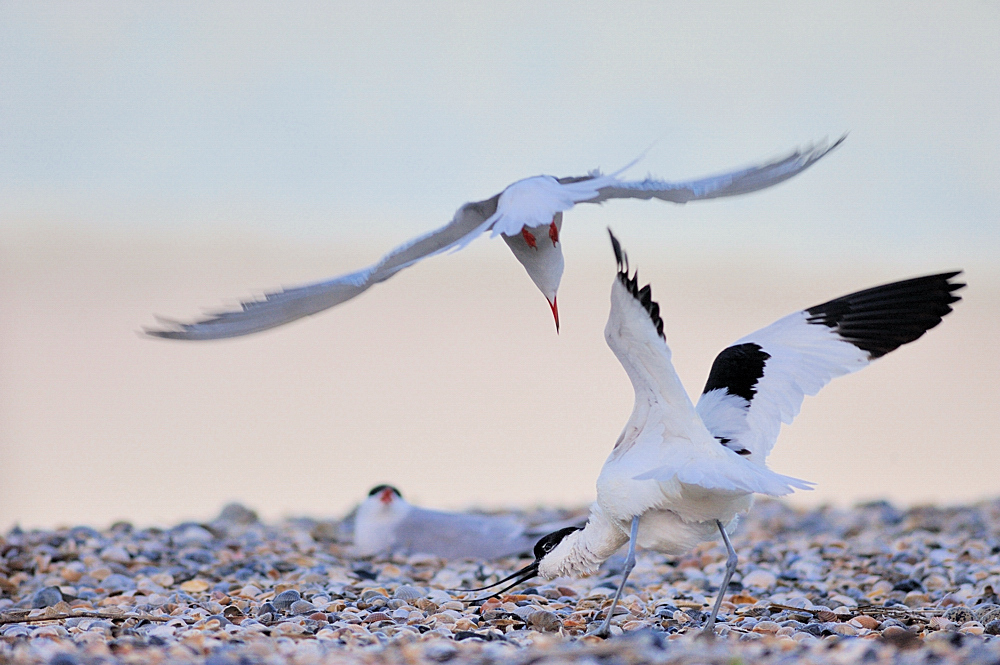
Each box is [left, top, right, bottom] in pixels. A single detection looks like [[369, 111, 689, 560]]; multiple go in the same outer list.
[[702, 519, 738, 637], [590, 516, 640, 638]]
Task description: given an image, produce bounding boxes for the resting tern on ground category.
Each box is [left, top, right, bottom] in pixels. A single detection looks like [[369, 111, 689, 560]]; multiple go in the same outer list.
[[146, 138, 844, 339], [461, 230, 963, 637], [354, 485, 582, 561]]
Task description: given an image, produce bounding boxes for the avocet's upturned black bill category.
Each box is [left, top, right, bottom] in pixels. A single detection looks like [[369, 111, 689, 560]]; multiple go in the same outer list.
[[145, 138, 844, 339], [469, 229, 962, 637], [458, 527, 582, 603]]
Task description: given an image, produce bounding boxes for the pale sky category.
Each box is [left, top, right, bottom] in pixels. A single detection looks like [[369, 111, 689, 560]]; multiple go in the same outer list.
[[1, 3, 998, 529]]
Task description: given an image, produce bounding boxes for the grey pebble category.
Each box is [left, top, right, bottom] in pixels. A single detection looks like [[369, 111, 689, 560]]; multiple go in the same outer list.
[[528, 610, 562, 632], [984, 620, 1000, 636], [977, 607, 1000, 624], [272, 589, 301, 612], [100, 574, 136, 592], [393, 585, 422, 601], [29, 586, 63, 608], [944, 607, 976, 624], [289, 599, 316, 614], [424, 642, 457, 662], [1, 625, 32, 637]]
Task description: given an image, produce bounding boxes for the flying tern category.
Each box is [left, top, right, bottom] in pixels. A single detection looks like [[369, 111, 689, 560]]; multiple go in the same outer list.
[[460, 230, 962, 637], [353, 485, 581, 561], [146, 138, 844, 339]]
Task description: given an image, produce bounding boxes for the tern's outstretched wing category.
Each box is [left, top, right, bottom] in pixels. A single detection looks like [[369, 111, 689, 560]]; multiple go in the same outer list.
[[695, 272, 964, 460], [145, 196, 500, 340], [578, 136, 845, 205]]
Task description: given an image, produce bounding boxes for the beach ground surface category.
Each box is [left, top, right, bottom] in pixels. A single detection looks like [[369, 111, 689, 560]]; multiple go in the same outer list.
[[2, 498, 999, 664]]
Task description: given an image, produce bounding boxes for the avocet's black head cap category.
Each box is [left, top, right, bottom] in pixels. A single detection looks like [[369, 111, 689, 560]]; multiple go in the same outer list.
[[456, 526, 582, 604], [532, 526, 582, 560], [608, 228, 665, 339], [367, 485, 402, 498]]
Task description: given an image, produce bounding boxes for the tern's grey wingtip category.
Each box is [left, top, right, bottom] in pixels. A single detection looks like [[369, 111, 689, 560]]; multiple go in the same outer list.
[[143, 327, 186, 340]]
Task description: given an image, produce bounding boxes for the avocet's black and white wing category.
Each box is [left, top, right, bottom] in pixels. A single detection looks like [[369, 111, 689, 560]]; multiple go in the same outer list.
[[695, 272, 964, 459], [145, 197, 501, 340], [580, 136, 845, 205]]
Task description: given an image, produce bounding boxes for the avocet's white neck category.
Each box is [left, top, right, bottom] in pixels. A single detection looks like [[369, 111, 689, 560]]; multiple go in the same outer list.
[[537, 505, 628, 579]]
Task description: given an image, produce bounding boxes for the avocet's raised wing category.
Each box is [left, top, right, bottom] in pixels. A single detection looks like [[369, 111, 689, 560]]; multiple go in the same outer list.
[[604, 231, 811, 498], [695, 272, 964, 460]]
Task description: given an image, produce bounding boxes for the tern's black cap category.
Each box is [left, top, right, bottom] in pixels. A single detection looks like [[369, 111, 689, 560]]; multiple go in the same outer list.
[[368, 485, 402, 498]]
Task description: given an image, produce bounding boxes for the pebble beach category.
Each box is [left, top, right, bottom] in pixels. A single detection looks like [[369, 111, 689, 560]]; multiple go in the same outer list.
[[3, 499, 1000, 665]]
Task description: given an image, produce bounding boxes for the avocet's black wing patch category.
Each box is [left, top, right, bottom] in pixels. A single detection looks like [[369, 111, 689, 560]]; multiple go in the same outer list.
[[608, 229, 664, 339], [702, 343, 771, 402], [805, 272, 964, 359], [697, 272, 964, 460]]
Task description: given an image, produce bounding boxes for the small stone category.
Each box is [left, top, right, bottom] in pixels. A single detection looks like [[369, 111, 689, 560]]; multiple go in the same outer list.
[[272, 589, 301, 612], [831, 623, 858, 636], [829, 594, 858, 608], [425, 643, 457, 662], [59, 564, 84, 583], [99, 545, 131, 564], [275, 621, 305, 635], [528, 610, 561, 632], [393, 585, 422, 601], [363, 611, 393, 623], [959, 621, 984, 635], [944, 606, 975, 624], [984, 620, 1000, 635], [88, 567, 112, 581], [903, 591, 931, 607], [881, 625, 919, 649], [851, 615, 880, 630], [151, 573, 174, 587], [741, 570, 777, 589], [215, 503, 259, 525], [977, 606, 1000, 624], [30, 586, 63, 608], [180, 579, 210, 593], [752, 620, 780, 634], [238, 585, 261, 599], [289, 599, 316, 614]]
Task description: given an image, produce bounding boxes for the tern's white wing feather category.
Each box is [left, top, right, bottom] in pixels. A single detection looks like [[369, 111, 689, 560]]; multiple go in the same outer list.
[[145, 196, 500, 340], [696, 273, 964, 460], [582, 136, 844, 205]]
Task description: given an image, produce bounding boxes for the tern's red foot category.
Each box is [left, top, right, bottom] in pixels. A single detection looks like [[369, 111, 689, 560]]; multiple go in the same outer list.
[[549, 221, 559, 246], [548, 297, 560, 333], [522, 228, 538, 249]]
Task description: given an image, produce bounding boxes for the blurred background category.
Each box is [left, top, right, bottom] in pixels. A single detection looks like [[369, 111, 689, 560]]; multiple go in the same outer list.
[[2, 2, 998, 530]]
